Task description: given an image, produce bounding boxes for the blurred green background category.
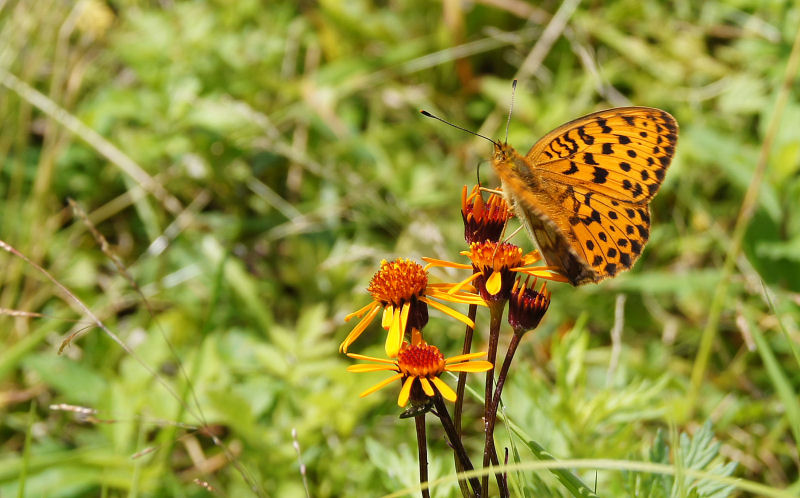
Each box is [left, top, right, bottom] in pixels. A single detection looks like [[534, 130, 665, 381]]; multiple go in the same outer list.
[[1, 0, 799, 496]]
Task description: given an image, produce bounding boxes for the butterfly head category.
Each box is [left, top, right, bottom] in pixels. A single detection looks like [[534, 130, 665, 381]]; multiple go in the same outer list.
[[492, 142, 519, 165]]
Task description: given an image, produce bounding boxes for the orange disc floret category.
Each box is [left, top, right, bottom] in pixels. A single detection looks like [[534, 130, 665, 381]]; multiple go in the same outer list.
[[368, 258, 428, 306], [397, 342, 446, 378], [465, 241, 526, 301]]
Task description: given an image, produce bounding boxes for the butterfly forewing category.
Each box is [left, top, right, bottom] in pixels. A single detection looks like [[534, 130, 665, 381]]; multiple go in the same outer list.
[[527, 107, 678, 204]]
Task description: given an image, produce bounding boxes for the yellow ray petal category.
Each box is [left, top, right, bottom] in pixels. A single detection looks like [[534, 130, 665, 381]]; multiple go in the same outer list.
[[345, 301, 380, 322], [346, 353, 396, 364], [419, 377, 435, 396], [421, 257, 472, 270], [359, 373, 403, 398], [432, 376, 457, 402], [339, 304, 382, 353], [398, 376, 415, 407], [381, 305, 394, 329], [486, 271, 503, 295], [419, 297, 474, 328], [385, 306, 403, 358], [445, 351, 488, 363], [347, 364, 399, 373], [446, 272, 481, 295], [426, 289, 485, 306], [445, 360, 494, 373], [512, 267, 570, 282], [400, 302, 410, 340], [521, 251, 542, 266]]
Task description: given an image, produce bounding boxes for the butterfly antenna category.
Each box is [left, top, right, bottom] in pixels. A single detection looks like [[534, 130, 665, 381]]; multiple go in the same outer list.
[[420, 110, 497, 146], [504, 79, 517, 145]]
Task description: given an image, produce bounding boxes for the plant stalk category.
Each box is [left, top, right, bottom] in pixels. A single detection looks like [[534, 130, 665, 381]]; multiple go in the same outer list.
[[482, 300, 506, 495], [415, 414, 431, 498], [433, 394, 482, 497], [453, 303, 478, 497]]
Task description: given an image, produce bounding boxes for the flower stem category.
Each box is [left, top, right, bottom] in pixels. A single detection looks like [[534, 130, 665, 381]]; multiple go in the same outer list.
[[485, 332, 522, 498], [454, 303, 477, 432], [415, 414, 431, 498], [453, 303, 477, 497], [433, 394, 482, 497], [482, 301, 505, 495]]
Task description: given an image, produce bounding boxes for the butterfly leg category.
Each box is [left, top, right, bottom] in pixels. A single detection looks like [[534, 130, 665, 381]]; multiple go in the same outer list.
[[479, 187, 504, 196], [501, 225, 523, 244]]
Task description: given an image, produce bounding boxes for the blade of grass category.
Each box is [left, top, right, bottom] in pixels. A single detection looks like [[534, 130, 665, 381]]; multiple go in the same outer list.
[[16, 401, 35, 498], [688, 23, 800, 416], [761, 280, 800, 369], [741, 306, 800, 450]]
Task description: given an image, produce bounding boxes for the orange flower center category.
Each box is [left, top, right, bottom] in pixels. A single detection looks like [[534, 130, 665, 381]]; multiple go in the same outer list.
[[467, 241, 523, 272], [367, 258, 428, 306], [397, 342, 445, 378]]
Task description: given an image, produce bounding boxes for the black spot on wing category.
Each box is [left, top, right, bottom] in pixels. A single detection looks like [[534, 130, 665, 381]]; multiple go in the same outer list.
[[577, 126, 594, 145], [592, 167, 609, 184], [562, 161, 579, 175], [563, 133, 579, 153]]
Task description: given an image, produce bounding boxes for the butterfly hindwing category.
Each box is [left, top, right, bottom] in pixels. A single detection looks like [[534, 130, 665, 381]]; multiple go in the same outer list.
[[562, 186, 650, 279], [497, 170, 599, 285]]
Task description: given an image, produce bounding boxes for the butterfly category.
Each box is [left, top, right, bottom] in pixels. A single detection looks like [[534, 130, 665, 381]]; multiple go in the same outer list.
[[491, 107, 678, 285]]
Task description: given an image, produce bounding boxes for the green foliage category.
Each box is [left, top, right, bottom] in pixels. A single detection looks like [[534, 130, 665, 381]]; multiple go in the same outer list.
[[1, 0, 799, 496], [625, 422, 736, 498]]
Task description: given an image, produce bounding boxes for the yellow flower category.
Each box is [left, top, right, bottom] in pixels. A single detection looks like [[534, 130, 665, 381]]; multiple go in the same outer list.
[[347, 338, 493, 407], [424, 241, 567, 303], [340, 258, 484, 357]]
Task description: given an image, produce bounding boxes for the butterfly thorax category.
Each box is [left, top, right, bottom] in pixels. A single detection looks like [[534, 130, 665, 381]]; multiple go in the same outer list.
[[492, 142, 540, 187], [491, 141, 597, 285]]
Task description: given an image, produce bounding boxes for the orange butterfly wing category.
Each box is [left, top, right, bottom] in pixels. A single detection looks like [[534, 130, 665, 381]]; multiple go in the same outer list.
[[493, 107, 678, 285]]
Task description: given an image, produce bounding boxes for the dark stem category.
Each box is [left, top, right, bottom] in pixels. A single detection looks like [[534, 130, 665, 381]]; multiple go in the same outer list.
[[454, 303, 478, 432], [415, 414, 431, 498], [482, 301, 505, 495], [486, 332, 522, 498], [453, 303, 478, 497], [433, 394, 482, 497]]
